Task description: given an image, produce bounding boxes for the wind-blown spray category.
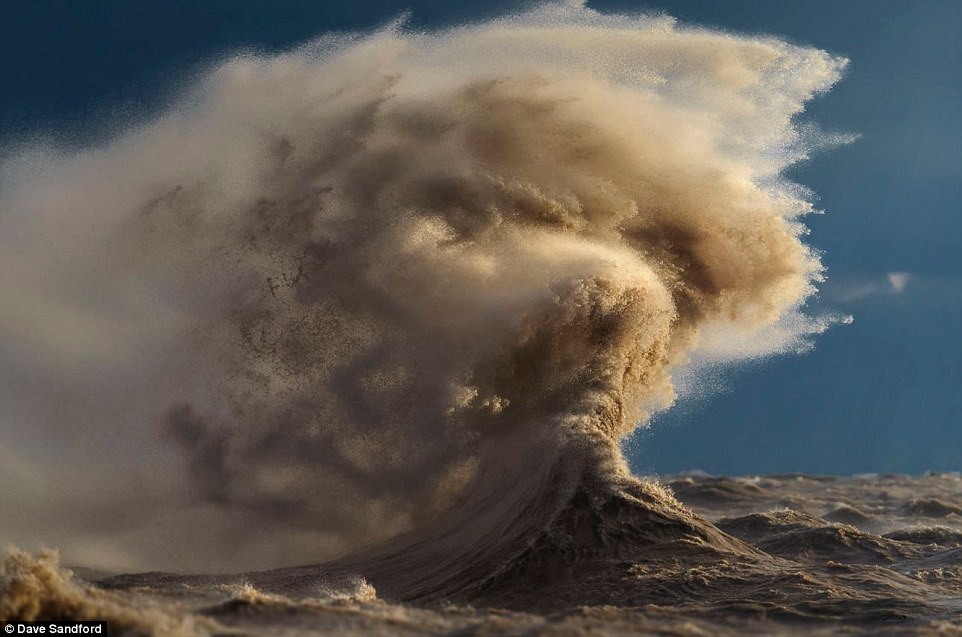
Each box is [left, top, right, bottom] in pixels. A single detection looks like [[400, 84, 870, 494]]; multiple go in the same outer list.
[[0, 2, 844, 573]]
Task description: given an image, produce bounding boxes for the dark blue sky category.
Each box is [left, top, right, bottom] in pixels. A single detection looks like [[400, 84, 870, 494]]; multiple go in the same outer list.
[[2, 1, 960, 475]]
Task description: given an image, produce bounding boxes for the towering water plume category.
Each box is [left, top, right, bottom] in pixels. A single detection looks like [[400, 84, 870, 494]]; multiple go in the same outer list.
[[0, 2, 844, 573]]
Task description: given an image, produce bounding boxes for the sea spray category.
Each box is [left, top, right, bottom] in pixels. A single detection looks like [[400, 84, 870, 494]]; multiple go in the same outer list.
[[0, 1, 844, 573]]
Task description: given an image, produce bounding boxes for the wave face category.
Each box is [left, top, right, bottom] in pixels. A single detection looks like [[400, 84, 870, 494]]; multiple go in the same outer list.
[[0, 2, 843, 574]]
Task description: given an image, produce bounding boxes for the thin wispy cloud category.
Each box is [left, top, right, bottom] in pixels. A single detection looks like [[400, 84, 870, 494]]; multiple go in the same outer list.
[[827, 271, 913, 302]]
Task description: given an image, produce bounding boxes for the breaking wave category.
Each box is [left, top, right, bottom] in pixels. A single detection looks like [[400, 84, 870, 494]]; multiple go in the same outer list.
[[0, 1, 844, 575]]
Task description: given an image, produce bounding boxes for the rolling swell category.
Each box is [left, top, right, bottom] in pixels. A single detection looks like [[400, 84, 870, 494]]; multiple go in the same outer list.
[[309, 438, 758, 606], [2, 0, 847, 602]]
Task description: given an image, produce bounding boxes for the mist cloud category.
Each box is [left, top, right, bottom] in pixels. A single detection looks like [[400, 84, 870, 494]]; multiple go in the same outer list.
[[0, 2, 844, 572]]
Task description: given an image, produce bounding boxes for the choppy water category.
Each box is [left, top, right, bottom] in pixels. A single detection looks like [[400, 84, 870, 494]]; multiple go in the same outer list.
[[4, 471, 961, 636]]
